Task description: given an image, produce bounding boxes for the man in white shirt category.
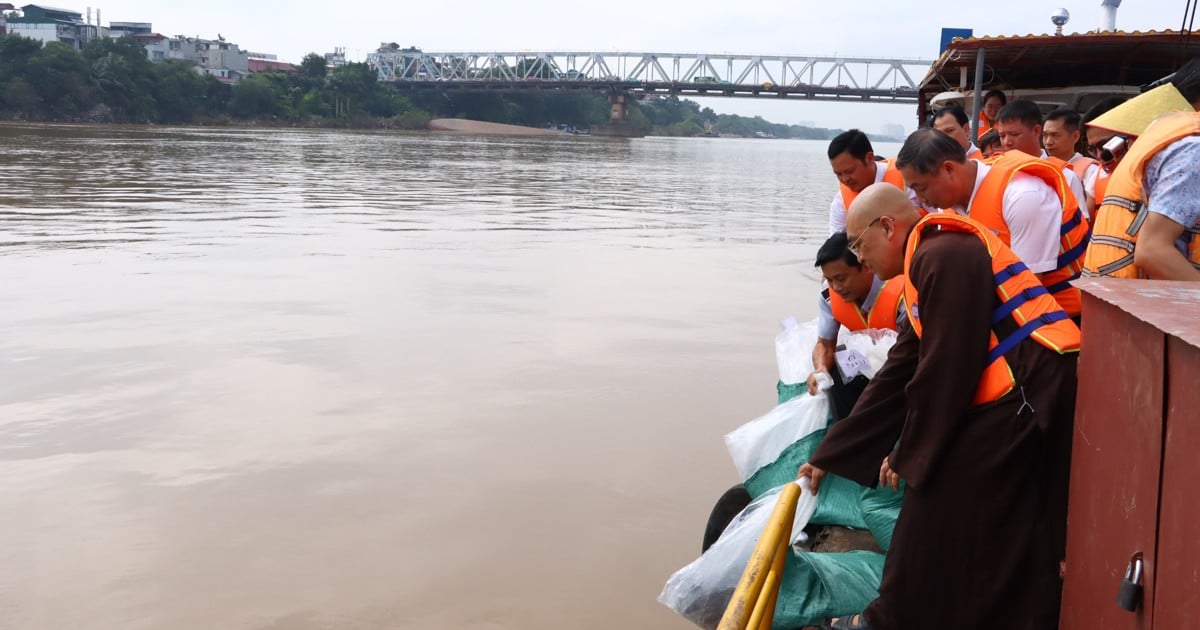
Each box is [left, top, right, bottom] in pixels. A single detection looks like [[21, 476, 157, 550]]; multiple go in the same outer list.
[[932, 105, 982, 159], [1043, 108, 1103, 216], [996, 99, 1090, 218], [896, 128, 1065, 277], [826, 129, 922, 234]]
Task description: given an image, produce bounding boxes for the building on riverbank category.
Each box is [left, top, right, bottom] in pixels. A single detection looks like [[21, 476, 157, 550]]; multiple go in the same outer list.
[[6, 4, 99, 51], [137, 33, 250, 82]]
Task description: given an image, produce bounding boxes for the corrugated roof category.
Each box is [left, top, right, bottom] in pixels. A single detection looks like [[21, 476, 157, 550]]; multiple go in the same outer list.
[[920, 30, 1197, 94], [23, 4, 82, 15], [915, 29, 1198, 123]]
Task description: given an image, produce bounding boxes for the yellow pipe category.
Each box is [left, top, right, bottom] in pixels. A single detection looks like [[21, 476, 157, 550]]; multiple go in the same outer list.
[[745, 568, 778, 629], [756, 528, 791, 629], [717, 482, 800, 630]]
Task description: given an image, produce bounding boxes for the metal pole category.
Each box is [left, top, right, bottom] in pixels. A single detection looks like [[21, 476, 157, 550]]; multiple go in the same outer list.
[[970, 47, 986, 143]]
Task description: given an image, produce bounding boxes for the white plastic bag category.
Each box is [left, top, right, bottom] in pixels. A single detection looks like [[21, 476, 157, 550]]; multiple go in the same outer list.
[[775, 317, 817, 385], [724, 394, 830, 482], [837, 328, 897, 380], [658, 479, 819, 629]]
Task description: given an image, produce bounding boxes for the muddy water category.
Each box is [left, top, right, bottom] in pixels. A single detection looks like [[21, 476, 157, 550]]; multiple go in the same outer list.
[[0, 124, 895, 629]]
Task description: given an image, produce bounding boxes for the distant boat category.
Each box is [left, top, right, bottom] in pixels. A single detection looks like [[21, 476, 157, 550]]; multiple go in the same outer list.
[[753, 131, 776, 139]]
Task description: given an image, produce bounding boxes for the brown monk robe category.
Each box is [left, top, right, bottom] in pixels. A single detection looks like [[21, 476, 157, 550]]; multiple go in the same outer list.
[[801, 183, 1078, 630]]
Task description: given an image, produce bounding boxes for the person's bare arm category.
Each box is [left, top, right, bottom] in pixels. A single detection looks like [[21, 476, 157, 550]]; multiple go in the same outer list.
[[1134, 213, 1200, 281], [807, 338, 837, 395]]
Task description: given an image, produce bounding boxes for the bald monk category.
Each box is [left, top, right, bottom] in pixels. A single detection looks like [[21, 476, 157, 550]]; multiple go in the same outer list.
[[798, 184, 1080, 630]]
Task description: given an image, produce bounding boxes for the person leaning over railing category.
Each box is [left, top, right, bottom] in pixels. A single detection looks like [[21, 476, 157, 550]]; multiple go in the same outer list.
[[798, 183, 1080, 630], [807, 232, 903, 396], [1083, 59, 1200, 282]]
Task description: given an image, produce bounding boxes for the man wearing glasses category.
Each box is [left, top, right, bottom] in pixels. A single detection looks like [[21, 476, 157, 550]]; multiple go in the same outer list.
[[1082, 96, 1131, 175], [798, 183, 1080, 630], [807, 231, 903, 395], [891, 127, 1089, 317], [1083, 75, 1200, 281]]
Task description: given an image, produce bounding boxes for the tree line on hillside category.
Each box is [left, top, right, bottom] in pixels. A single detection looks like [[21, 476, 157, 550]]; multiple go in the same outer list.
[[0, 34, 849, 139]]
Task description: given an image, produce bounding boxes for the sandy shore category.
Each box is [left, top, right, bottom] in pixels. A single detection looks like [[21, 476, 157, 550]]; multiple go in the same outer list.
[[427, 118, 567, 136]]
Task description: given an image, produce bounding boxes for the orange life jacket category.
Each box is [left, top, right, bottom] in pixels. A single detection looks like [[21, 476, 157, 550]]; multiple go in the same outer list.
[[840, 159, 906, 211], [1069, 154, 1102, 215], [978, 115, 997, 138], [1082, 111, 1200, 278], [1043, 155, 1091, 220], [967, 147, 983, 161], [966, 152, 1091, 317], [1068, 155, 1101, 183], [828, 277, 904, 331], [902, 213, 1081, 406], [1093, 171, 1108, 202]]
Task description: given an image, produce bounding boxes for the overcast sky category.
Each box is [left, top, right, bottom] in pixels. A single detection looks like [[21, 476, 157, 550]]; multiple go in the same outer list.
[[73, 0, 1191, 130]]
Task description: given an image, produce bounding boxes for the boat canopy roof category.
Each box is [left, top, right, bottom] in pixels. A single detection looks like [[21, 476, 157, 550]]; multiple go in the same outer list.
[[917, 30, 1196, 120]]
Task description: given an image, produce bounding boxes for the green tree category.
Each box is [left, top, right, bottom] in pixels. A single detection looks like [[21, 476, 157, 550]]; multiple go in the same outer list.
[[2, 77, 41, 115], [25, 42, 93, 117], [231, 73, 287, 118], [151, 60, 208, 123], [0, 35, 44, 115], [299, 53, 326, 81], [514, 57, 554, 79], [0, 34, 42, 82], [84, 37, 157, 121], [327, 62, 378, 117]]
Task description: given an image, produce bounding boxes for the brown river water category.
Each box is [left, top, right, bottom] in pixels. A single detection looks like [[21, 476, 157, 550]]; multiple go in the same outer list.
[[0, 123, 898, 629]]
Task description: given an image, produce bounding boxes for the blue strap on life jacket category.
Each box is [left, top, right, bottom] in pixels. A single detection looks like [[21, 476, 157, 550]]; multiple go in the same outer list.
[[991, 285, 1051, 325], [1059, 209, 1084, 236], [1055, 209, 1091, 269], [1044, 276, 1080, 296], [987, 311, 1070, 364], [993, 261, 1028, 286]]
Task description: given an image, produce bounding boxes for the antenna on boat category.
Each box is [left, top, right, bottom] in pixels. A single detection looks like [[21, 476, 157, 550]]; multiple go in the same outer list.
[[1051, 8, 1071, 35], [1100, 0, 1121, 32]]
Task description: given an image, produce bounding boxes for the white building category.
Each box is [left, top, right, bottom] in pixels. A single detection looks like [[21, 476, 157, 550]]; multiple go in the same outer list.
[[5, 4, 99, 51], [108, 21, 150, 37], [158, 35, 250, 82]]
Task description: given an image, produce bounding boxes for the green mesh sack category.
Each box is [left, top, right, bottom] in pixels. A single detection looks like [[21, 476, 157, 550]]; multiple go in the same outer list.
[[778, 380, 806, 405], [859, 481, 905, 552], [743, 430, 825, 498], [773, 550, 885, 628], [808, 474, 867, 529], [743, 430, 868, 530]]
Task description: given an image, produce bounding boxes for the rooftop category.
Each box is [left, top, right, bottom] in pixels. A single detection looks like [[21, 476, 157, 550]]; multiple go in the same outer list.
[[917, 30, 1198, 118], [921, 30, 1196, 93]]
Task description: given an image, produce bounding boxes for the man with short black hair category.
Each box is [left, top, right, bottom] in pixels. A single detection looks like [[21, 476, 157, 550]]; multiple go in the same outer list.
[[1043, 108, 1102, 214], [807, 232, 903, 394], [825, 129, 916, 235], [996, 99, 1089, 217], [932, 105, 982, 159], [895, 128, 1091, 316], [978, 129, 1003, 158]]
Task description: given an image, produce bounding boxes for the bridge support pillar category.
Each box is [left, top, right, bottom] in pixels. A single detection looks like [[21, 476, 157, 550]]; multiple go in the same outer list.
[[609, 93, 629, 122], [591, 92, 644, 138]]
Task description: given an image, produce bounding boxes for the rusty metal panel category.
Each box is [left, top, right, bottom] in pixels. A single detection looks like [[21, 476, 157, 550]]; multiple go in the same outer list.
[[1151, 335, 1200, 629], [1074, 279, 1200, 349], [1060, 290, 1164, 630]]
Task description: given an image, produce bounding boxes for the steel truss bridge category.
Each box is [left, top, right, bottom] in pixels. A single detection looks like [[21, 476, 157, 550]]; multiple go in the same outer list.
[[365, 50, 936, 103]]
